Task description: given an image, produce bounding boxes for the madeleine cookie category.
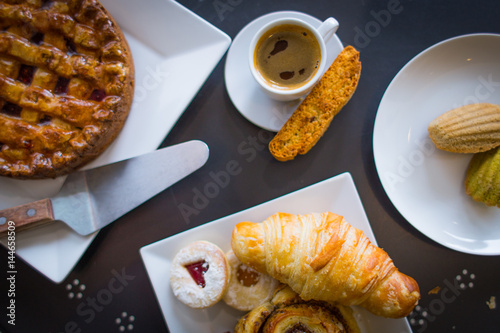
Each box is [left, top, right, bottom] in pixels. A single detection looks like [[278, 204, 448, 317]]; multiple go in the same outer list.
[[428, 103, 500, 153], [170, 241, 230, 308], [465, 146, 500, 208], [223, 250, 279, 311]]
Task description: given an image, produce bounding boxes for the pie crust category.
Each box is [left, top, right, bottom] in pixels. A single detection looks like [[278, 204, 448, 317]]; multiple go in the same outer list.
[[0, 0, 134, 179]]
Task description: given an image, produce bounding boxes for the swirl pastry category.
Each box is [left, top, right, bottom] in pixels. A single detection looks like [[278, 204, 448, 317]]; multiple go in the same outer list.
[[169, 241, 230, 309], [231, 212, 420, 318], [465, 146, 500, 208], [234, 285, 360, 333], [223, 250, 279, 311]]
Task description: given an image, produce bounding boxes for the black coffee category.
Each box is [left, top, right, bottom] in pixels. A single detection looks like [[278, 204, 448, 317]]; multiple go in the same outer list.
[[254, 24, 321, 90]]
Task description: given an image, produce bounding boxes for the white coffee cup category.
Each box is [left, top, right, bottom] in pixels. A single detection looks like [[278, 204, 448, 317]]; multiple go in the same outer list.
[[249, 17, 339, 101]]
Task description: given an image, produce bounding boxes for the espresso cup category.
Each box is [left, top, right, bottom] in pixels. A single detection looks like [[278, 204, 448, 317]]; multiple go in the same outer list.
[[249, 17, 339, 101]]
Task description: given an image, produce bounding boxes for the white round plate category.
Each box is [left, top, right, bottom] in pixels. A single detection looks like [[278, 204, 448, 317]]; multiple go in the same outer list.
[[224, 11, 343, 132], [373, 33, 500, 255]]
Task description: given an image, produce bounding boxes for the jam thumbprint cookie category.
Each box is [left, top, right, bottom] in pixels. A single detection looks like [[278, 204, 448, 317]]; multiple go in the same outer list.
[[170, 241, 230, 309], [223, 250, 279, 311]]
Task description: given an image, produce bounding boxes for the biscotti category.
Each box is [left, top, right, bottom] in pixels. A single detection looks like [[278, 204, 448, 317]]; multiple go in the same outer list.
[[428, 103, 500, 153], [268, 45, 361, 161], [465, 146, 500, 208]]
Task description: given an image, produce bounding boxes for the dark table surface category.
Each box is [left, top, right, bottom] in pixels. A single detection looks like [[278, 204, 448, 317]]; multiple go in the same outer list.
[[2, 0, 500, 332]]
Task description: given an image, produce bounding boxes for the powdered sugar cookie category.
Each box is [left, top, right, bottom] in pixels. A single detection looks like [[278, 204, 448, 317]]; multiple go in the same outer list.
[[223, 249, 279, 311], [170, 241, 230, 308]]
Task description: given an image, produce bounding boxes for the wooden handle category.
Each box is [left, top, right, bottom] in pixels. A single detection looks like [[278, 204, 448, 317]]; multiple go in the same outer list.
[[0, 199, 55, 236]]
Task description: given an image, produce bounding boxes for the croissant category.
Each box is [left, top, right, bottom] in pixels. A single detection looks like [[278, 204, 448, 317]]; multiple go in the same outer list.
[[231, 212, 420, 318]]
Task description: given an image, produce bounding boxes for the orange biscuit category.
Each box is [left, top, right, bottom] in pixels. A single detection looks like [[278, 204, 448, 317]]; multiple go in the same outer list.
[[268, 46, 361, 161]]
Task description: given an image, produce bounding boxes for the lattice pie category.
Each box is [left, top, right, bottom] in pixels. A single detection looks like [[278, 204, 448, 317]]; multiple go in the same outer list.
[[0, 0, 134, 179]]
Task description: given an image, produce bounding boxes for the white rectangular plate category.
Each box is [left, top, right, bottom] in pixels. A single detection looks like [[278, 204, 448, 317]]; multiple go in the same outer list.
[[0, 0, 231, 283], [140, 173, 412, 332]]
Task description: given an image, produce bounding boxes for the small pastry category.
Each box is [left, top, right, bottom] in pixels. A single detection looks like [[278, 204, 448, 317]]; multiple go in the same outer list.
[[231, 212, 420, 318], [169, 241, 230, 308], [223, 250, 279, 311]]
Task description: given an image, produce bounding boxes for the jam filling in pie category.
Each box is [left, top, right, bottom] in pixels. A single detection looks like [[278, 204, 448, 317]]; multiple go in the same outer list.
[[0, 0, 134, 179]]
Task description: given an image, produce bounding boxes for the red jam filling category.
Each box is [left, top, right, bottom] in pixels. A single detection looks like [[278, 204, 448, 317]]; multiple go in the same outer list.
[[17, 65, 35, 85], [39, 115, 52, 124], [30, 32, 44, 45], [1, 102, 22, 118], [185, 260, 209, 288], [65, 38, 77, 54], [89, 89, 106, 102], [54, 77, 70, 95]]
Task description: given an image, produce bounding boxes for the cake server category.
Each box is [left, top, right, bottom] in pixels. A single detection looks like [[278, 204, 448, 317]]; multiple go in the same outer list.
[[0, 140, 209, 236]]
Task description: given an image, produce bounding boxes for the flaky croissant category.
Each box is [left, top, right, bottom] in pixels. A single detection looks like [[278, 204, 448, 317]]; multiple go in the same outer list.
[[231, 212, 420, 318]]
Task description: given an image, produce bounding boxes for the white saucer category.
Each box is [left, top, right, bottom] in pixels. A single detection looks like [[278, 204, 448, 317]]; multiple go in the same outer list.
[[224, 11, 343, 132]]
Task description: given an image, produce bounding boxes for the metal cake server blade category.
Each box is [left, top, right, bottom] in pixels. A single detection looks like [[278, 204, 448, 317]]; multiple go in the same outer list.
[[0, 140, 209, 236]]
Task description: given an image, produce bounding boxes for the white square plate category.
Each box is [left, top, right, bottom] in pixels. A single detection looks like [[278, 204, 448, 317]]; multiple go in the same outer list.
[[140, 173, 412, 332], [0, 0, 231, 283]]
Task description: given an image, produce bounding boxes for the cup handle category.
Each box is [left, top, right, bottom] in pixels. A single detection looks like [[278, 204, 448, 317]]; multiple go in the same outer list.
[[317, 17, 339, 44]]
